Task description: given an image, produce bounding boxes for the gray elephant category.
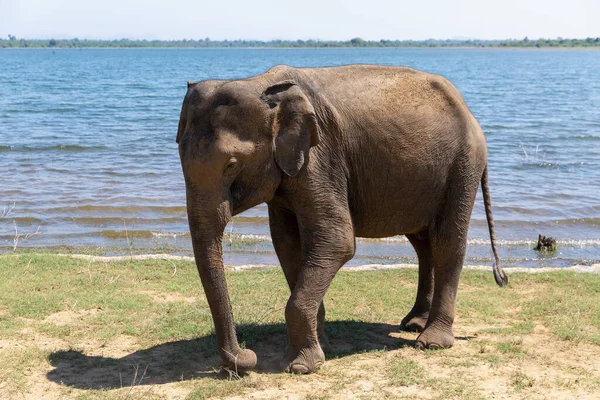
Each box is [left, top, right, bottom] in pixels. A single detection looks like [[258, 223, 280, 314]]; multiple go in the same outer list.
[[176, 64, 507, 375]]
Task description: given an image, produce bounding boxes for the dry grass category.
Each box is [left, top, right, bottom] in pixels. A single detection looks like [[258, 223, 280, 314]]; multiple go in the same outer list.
[[0, 253, 599, 399]]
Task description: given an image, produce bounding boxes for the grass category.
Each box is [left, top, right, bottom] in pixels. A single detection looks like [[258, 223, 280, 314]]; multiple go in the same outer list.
[[0, 253, 599, 399], [387, 357, 425, 386]]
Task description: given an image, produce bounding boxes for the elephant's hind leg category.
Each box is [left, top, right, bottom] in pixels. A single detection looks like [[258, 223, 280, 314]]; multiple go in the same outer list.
[[415, 172, 479, 349], [400, 232, 434, 332], [415, 234, 466, 349]]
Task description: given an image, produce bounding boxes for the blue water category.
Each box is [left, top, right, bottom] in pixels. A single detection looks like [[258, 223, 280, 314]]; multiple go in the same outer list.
[[1, 48, 599, 267]]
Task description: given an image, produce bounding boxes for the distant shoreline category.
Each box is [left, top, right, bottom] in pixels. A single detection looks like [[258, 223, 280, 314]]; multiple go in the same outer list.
[[2, 37, 599, 49], [3, 46, 600, 51]]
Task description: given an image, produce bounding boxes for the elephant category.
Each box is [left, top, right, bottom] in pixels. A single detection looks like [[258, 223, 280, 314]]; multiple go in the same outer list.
[[176, 64, 507, 375]]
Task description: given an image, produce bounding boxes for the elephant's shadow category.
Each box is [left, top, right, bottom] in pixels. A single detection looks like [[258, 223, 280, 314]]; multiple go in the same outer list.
[[46, 321, 414, 389]]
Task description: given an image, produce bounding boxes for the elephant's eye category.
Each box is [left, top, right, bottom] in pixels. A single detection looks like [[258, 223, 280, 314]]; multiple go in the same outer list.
[[224, 157, 238, 172]]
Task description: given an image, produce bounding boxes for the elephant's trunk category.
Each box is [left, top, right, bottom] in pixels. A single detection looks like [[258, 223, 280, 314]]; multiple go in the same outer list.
[[187, 194, 257, 373]]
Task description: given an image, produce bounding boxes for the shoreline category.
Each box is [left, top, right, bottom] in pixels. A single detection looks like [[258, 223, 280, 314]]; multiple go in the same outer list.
[[2, 46, 600, 51], [4, 252, 597, 274]]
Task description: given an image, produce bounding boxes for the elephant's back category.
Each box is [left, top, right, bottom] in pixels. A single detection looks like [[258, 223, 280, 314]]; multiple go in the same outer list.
[[300, 64, 470, 119], [298, 64, 481, 154], [296, 65, 479, 148]]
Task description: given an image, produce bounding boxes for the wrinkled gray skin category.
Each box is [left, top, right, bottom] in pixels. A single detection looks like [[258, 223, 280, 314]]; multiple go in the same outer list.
[[177, 65, 507, 375]]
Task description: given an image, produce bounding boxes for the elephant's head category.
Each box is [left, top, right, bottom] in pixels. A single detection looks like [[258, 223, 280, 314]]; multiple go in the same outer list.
[[176, 77, 319, 371]]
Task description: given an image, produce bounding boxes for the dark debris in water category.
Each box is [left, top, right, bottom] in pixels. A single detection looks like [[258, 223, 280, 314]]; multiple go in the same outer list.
[[535, 234, 557, 252]]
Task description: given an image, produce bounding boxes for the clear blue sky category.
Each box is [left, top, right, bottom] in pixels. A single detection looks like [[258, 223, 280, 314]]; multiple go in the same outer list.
[[1, 0, 598, 41]]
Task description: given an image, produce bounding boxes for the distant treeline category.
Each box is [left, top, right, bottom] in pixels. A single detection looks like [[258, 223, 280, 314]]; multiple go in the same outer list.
[[2, 36, 600, 49]]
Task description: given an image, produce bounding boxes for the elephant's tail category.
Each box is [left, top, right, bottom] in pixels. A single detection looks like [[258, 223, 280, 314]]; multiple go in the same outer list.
[[481, 165, 508, 287]]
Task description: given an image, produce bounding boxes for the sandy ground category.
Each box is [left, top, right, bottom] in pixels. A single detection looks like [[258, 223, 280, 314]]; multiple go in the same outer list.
[[2, 319, 600, 399]]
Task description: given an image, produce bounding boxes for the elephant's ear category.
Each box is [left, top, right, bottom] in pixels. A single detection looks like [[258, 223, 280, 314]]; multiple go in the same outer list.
[[262, 81, 320, 177], [176, 82, 198, 144]]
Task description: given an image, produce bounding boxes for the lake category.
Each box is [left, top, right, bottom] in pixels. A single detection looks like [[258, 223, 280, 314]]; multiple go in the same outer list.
[[1, 48, 599, 268]]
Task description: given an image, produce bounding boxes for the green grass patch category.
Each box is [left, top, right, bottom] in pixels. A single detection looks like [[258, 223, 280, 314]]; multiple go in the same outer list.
[[387, 356, 425, 386]]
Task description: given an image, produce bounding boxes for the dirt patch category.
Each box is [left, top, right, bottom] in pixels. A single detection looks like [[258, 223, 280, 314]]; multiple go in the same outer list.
[[22, 371, 67, 400], [79, 335, 141, 359], [43, 308, 103, 326], [0, 339, 26, 351], [15, 329, 67, 351], [139, 289, 198, 304]]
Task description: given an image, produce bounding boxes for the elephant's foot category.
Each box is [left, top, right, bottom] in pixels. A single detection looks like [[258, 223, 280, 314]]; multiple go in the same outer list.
[[415, 324, 454, 350], [280, 343, 325, 374], [221, 348, 257, 373], [399, 312, 429, 333]]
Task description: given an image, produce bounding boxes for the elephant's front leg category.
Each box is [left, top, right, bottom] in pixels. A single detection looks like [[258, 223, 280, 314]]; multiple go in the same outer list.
[[268, 205, 330, 352], [279, 209, 356, 374]]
